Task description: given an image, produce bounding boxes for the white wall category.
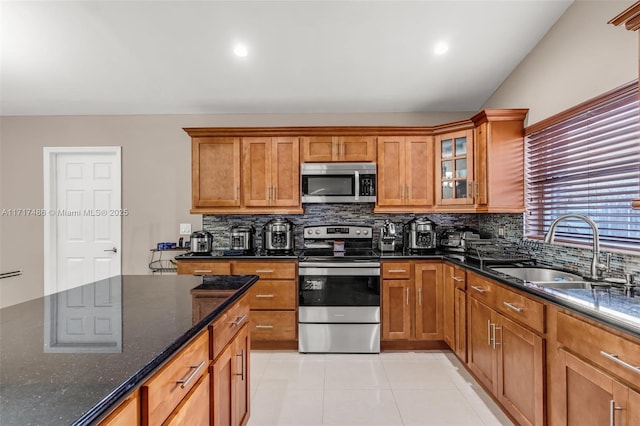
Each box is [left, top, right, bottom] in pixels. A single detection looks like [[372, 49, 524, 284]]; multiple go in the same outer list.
[[0, 111, 473, 308], [483, 0, 638, 125]]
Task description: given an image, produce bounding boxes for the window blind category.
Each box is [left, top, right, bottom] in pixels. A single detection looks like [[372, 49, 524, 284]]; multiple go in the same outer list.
[[525, 81, 640, 250]]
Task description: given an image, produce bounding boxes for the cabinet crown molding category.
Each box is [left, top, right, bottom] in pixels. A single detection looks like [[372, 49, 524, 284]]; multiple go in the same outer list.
[[183, 109, 529, 138], [609, 1, 640, 31]]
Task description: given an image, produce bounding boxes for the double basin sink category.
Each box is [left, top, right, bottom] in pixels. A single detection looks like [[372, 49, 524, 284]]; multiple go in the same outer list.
[[490, 266, 606, 290]]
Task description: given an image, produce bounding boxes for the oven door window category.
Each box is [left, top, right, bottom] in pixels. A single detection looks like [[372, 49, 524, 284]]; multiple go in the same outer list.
[[299, 275, 380, 306], [302, 176, 355, 196]]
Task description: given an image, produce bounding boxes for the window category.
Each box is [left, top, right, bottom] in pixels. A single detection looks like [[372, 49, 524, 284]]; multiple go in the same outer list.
[[525, 81, 640, 250]]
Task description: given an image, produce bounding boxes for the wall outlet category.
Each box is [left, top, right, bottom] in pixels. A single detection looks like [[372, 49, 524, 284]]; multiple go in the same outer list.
[[180, 223, 192, 235], [498, 225, 506, 239]]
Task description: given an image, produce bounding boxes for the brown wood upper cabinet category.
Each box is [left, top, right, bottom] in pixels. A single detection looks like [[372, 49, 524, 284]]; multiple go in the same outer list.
[[435, 110, 527, 212], [242, 137, 300, 208], [192, 137, 241, 210], [301, 136, 376, 162], [376, 136, 434, 211]]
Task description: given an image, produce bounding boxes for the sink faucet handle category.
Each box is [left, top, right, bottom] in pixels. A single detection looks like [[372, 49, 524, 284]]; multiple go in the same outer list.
[[597, 252, 611, 273]]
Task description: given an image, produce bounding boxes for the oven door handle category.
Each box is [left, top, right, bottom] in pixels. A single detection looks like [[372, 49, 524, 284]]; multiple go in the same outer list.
[[299, 262, 380, 268], [299, 265, 380, 276]]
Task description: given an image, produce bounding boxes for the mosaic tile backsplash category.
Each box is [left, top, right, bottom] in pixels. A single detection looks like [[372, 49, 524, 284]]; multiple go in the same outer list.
[[203, 207, 640, 280]]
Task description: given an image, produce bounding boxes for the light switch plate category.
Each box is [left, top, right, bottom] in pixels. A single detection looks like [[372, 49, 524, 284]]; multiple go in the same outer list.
[[180, 223, 192, 235]]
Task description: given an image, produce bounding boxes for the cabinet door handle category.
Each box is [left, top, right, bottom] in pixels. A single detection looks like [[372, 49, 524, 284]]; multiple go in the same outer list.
[[452, 276, 464, 282], [388, 269, 407, 273], [406, 287, 410, 305], [492, 324, 502, 349], [600, 351, 640, 374], [274, 186, 277, 201], [471, 286, 488, 293], [255, 269, 274, 273], [255, 325, 274, 329], [255, 294, 275, 298], [503, 302, 523, 313], [230, 314, 247, 327], [610, 400, 624, 426], [235, 349, 245, 381], [487, 320, 492, 346], [193, 270, 212, 273], [235, 186, 239, 201], [418, 287, 422, 306], [176, 360, 206, 389]]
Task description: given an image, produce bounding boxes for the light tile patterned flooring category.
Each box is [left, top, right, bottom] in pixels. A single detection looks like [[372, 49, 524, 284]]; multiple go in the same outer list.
[[247, 350, 514, 426]]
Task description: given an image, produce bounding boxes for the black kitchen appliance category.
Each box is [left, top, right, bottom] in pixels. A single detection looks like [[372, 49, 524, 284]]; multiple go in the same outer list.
[[439, 226, 482, 253], [262, 217, 295, 254], [403, 217, 437, 253]]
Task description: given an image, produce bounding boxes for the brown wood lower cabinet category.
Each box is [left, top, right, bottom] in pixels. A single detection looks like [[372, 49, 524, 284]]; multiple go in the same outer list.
[[556, 349, 638, 426], [443, 263, 466, 362], [466, 273, 544, 426], [381, 261, 443, 347], [98, 391, 139, 426], [213, 324, 250, 426], [164, 372, 210, 426], [140, 330, 210, 425]]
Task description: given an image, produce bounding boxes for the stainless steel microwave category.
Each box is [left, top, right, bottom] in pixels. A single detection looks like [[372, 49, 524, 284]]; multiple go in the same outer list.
[[301, 162, 376, 203]]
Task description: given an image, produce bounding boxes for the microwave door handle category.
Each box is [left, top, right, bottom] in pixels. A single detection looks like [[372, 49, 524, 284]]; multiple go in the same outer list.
[[354, 171, 359, 201]]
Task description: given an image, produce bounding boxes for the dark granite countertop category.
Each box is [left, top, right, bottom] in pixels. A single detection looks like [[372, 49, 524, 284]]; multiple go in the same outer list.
[[0, 274, 258, 426], [175, 250, 299, 260]]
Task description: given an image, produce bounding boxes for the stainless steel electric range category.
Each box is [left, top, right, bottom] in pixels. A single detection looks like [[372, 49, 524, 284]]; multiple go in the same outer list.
[[298, 224, 380, 353]]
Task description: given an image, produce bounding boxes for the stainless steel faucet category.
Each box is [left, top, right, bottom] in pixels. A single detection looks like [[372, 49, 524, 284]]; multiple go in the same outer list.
[[543, 214, 609, 280]]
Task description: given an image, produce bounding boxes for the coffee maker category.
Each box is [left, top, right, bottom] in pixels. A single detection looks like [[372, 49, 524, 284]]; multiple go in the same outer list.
[[378, 220, 397, 252]]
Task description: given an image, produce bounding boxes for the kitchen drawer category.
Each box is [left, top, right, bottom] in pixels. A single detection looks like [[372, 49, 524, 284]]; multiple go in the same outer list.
[[176, 261, 231, 275], [451, 266, 466, 290], [382, 262, 411, 279], [250, 311, 297, 341], [211, 294, 250, 360], [467, 272, 497, 307], [231, 261, 297, 280], [557, 311, 640, 387], [247, 280, 296, 310], [496, 286, 545, 334], [162, 372, 210, 426], [98, 391, 139, 426], [141, 330, 209, 426]]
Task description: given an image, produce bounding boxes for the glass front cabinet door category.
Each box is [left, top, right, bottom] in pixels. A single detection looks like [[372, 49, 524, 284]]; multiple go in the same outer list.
[[435, 130, 474, 206]]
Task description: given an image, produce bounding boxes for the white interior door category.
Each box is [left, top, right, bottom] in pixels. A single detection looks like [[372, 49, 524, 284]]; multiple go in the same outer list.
[[44, 147, 122, 294]]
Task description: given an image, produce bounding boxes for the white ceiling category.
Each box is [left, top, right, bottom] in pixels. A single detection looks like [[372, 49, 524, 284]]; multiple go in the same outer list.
[[1, 0, 574, 116]]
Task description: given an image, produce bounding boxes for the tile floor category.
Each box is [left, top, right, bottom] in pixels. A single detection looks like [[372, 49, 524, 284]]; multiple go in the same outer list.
[[247, 350, 514, 426]]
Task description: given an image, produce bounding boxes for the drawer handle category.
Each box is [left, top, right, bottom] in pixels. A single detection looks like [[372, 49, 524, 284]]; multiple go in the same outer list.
[[230, 314, 247, 327], [471, 286, 488, 293], [255, 294, 275, 298], [255, 325, 274, 329], [193, 270, 212, 273], [600, 351, 640, 374], [452, 277, 464, 282], [388, 269, 407, 273], [255, 270, 274, 273], [503, 302, 523, 313], [176, 360, 206, 389]]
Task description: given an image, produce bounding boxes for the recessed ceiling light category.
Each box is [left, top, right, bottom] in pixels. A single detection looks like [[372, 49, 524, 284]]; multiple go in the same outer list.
[[434, 41, 449, 55], [233, 43, 248, 58]]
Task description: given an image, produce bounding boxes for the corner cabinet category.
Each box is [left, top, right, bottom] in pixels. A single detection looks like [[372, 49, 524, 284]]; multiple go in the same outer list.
[[376, 136, 434, 211], [434, 109, 528, 212]]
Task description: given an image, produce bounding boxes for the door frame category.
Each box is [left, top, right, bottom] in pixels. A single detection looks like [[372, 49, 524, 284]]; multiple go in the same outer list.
[[43, 146, 122, 295]]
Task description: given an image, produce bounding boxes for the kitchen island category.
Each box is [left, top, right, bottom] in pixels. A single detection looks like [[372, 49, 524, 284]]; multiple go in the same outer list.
[[0, 274, 258, 425]]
